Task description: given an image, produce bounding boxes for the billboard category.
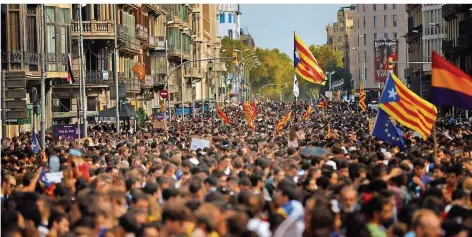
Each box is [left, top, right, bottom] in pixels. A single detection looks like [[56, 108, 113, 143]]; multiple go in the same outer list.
[[374, 39, 398, 82]]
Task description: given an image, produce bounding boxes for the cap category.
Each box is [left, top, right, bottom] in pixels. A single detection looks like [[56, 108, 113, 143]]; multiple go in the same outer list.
[[69, 149, 82, 157], [325, 160, 337, 170]]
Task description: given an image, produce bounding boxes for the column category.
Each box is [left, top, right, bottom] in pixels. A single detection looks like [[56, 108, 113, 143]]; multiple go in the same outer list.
[[90, 4, 95, 20]]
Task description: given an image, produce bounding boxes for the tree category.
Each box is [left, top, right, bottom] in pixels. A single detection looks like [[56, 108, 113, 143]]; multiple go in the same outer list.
[[309, 44, 343, 71]]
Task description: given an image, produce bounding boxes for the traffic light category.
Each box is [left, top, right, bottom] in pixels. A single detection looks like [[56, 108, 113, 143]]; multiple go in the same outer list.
[[232, 52, 238, 63]]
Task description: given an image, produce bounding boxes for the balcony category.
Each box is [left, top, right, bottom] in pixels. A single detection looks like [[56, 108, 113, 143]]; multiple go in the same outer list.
[[53, 70, 114, 86], [119, 73, 141, 93], [1, 51, 40, 72], [442, 35, 470, 57], [184, 67, 203, 79], [442, 5, 472, 21], [142, 4, 160, 15], [167, 45, 182, 58], [136, 24, 149, 42], [71, 21, 115, 40], [117, 25, 140, 54], [147, 36, 166, 50]]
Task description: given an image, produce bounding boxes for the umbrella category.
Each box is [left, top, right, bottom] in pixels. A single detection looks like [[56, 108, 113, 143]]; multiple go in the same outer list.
[[300, 147, 328, 157]]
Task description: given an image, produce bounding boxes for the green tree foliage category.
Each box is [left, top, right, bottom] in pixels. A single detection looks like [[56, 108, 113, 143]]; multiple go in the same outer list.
[[221, 37, 350, 101]]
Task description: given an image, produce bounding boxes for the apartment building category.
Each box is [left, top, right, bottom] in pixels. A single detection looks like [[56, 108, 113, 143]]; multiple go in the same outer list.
[[1, 4, 223, 137], [326, 6, 354, 68], [349, 4, 408, 93], [217, 4, 241, 40], [442, 5, 472, 77]]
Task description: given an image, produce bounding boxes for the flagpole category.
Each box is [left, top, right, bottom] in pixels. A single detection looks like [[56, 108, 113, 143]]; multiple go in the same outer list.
[[433, 122, 438, 158]]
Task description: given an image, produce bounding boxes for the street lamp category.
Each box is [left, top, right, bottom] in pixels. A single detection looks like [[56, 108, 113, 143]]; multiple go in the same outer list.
[[325, 71, 335, 92]]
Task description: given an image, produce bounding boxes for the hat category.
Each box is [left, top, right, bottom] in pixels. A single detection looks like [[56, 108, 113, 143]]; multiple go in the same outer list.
[[348, 147, 357, 152], [325, 160, 337, 170], [69, 149, 82, 157]]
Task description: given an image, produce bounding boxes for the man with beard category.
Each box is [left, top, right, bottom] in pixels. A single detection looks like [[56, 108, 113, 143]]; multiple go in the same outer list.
[[340, 186, 358, 214]]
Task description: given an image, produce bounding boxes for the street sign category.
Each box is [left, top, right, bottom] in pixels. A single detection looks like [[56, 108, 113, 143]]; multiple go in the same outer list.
[[160, 89, 168, 99]]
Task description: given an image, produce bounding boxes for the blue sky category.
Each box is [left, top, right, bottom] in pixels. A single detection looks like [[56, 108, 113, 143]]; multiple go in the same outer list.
[[240, 4, 345, 57]]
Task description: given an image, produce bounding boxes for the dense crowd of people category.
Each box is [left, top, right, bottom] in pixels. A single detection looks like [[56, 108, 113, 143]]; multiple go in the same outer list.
[[2, 100, 472, 237]]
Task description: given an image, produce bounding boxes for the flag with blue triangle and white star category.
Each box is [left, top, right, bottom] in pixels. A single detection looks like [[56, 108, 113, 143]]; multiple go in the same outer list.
[[32, 131, 40, 154]]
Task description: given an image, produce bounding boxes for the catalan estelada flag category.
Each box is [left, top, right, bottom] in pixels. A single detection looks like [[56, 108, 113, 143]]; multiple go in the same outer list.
[[216, 104, 231, 125], [359, 83, 367, 112], [379, 73, 437, 140], [431, 51, 472, 109], [276, 112, 292, 132], [316, 95, 327, 109], [294, 32, 326, 84], [303, 103, 313, 120]]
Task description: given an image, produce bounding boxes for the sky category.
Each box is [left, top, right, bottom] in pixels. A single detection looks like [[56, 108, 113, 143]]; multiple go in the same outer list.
[[240, 4, 346, 57]]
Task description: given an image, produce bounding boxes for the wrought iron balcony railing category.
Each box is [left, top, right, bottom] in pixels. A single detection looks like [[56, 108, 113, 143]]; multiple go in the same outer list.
[[136, 24, 149, 41], [71, 21, 115, 39], [54, 70, 114, 85]]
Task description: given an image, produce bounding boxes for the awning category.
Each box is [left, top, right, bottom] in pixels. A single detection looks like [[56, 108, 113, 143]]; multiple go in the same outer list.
[[96, 103, 137, 119]]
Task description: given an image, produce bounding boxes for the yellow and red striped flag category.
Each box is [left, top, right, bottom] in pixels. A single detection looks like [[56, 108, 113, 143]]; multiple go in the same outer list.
[[379, 73, 437, 140], [359, 83, 367, 112], [294, 32, 326, 84], [303, 103, 313, 120], [131, 62, 145, 82], [216, 104, 231, 125], [276, 112, 292, 132]]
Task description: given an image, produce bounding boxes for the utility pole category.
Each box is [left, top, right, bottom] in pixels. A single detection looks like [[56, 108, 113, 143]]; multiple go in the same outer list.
[[78, 5, 87, 138], [40, 4, 46, 149], [114, 5, 120, 133], [165, 39, 171, 122], [180, 33, 184, 120]]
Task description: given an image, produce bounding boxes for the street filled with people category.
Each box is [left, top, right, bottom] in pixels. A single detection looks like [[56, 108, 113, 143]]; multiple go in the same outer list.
[[2, 100, 472, 237]]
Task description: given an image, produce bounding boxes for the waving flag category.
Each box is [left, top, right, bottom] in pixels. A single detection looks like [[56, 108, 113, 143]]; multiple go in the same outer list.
[[432, 51, 472, 109], [216, 104, 231, 125], [372, 109, 406, 151], [379, 73, 437, 140], [294, 32, 326, 84], [359, 83, 367, 112], [66, 53, 74, 84], [32, 131, 40, 153], [276, 112, 292, 132], [316, 95, 327, 109], [303, 103, 313, 121], [293, 74, 300, 98], [250, 102, 258, 117]]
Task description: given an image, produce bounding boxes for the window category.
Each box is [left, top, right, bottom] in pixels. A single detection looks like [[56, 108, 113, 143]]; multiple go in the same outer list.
[[373, 16, 376, 28], [384, 32, 388, 39], [228, 13, 232, 23], [363, 4, 365, 11], [364, 34, 366, 46], [219, 13, 225, 23], [393, 4, 396, 9], [374, 33, 377, 40], [365, 67, 367, 81], [393, 32, 397, 38], [357, 17, 359, 29], [384, 4, 387, 10], [384, 15, 388, 27], [363, 17, 366, 28], [373, 4, 376, 10], [45, 7, 70, 72], [53, 97, 71, 112], [228, 29, 233, 39], [393, 15, 397, 27]]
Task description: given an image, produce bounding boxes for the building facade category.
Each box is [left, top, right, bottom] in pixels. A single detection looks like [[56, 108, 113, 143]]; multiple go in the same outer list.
[[442, 4, 472, 78], [326, 6, 354, 68], [349, 4, 408, 92], [1, 4, 223, 137], [217, 4, 241, 40]]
